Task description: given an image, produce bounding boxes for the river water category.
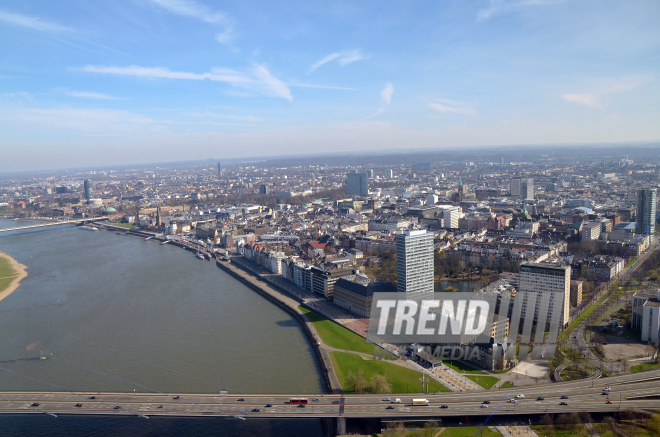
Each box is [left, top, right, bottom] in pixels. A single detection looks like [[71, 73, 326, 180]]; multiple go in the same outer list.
[[0, 220, 324, 436]]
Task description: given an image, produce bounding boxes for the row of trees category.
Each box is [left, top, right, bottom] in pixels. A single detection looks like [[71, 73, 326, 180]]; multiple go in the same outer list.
[[344, 369, 392, 394]]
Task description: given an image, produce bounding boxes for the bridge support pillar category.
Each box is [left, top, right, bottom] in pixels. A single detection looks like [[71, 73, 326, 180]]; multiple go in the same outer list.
[[337, 417, 346, 435]]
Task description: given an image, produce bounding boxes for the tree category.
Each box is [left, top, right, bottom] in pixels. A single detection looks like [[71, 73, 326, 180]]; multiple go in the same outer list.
[[369, 372, 392, 394], [355, 369, 368, 394], [345, 371, 357, 392]]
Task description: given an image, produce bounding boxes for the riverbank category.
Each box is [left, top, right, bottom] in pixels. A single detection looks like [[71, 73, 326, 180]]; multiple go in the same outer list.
[[0, 251, 27, 304]]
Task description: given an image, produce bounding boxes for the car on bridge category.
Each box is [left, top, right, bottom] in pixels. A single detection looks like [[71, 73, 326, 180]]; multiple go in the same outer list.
[[265, 404, 272, 408], [560, 402, 568, 406], [252, 408, 260, 412], [515, 394, 524, 399], [386, 406, 395, 409], [561, 395, 569, 399], [31, 403, 39, 407], [75, 404, 82, 407], [480, 404, 488, 408], [537, 397, 544, 401], [382, 397, 391, 401], [483, 400, 490, 404], [440, 405, 448, 409], [606, 401, 613, 404], [113, 406, 121, 409]]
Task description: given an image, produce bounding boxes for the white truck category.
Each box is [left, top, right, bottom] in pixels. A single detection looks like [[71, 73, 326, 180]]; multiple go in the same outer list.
[[391, 398, 401, 404], [412, 399, 429, 406]]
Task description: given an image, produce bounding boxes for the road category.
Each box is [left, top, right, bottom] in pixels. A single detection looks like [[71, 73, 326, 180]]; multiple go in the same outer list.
[[2, 369, 660, 418]]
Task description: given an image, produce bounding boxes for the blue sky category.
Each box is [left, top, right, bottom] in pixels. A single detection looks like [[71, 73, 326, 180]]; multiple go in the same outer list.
[[1, 0, 659, 171]]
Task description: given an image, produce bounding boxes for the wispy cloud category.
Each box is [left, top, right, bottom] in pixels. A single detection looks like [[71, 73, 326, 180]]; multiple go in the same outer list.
[[0, 9, 74, 32], [215, 26, 235, 45], [476, 0, 565, 22], [309, 49, 365, 73], [80, 64, 292, 101], [381, 83, 394, 105], [189, 111, 261, 123], [147, 0, 227, 24], [65, 90, 129, 101], [560, 76, 651, 110], [427, 99, 477, 116], [288, 82, 358, 91], [361, 108, 385, 122], [252, 65, 292, 102]]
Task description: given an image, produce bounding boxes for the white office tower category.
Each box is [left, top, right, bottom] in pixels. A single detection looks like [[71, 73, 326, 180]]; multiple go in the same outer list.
[[520, 178, 534, 200], [396, 230, 434, 294], [437, 205, 460, 229], [519, 263, 571, 327], [385, 169, 394, 179]]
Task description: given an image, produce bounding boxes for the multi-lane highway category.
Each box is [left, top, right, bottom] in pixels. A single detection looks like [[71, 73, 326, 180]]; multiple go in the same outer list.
[[2, 370, 660, 418]]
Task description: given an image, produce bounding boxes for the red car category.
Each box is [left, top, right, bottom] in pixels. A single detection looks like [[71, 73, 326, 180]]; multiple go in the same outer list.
[[606, 401, 613, 404]]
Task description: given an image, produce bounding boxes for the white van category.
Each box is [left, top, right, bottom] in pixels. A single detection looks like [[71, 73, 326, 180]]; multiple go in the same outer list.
[[391, 398, 401, 404]]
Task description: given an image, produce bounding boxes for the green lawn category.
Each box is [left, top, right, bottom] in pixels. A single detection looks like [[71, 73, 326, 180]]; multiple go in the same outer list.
[[0, 257, 16, 278], [559, 294, 608, 341], [625, 256, 638, 268], [443, 427, 501, 437], [329, 352, 450, 394], [500, 382, 516, 389], [630, 362, 660, 373], [489, 368, 511, 374], [299, 306, 381, 355], [442, 360, 486, 374], [465, 375, 499, 389], [112, 222, 135, 229]]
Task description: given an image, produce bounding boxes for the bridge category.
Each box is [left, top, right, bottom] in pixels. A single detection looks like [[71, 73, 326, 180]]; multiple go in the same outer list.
[[2, 370, 660, 425], [0, 218, 107, 233]]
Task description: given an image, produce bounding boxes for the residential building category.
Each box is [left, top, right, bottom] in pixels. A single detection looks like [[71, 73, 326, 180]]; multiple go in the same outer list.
[[333, 275, 397, 317], [570, 280, 583, 307], [632, 291, 660, 343], [310, 267, 353, 299], [396, 230, 434, 294], [519, 263, 571, 328], [582, 222, 602, 240]]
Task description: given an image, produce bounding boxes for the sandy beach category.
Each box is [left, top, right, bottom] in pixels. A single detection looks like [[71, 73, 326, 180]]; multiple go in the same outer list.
[[0, 251, 27, 303]]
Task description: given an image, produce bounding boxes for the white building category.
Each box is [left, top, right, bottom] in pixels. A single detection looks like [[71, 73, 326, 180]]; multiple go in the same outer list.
[[633, 291, 660, 343], [437, 205, 461, 229], [396, 230, 434, 294], [519, 263, 571, 328]]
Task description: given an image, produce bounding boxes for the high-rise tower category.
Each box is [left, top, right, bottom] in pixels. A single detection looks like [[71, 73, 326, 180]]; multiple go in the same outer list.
[[637, 188, 657, 239], [396, 230, 434, 294]]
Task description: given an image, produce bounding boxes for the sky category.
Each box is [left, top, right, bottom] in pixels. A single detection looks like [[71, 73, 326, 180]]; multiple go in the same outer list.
[[0, 0, 659, 172]]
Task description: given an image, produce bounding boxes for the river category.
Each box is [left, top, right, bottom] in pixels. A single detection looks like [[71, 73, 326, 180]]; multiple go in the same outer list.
[[0, 220, 324, 436]]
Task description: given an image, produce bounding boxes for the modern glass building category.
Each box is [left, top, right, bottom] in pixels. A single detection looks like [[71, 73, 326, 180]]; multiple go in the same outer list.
[[396, 230, 434, 294], [346, 172, 368, 196], [637, 188, 657, 239], [83, 180, 93, 200]]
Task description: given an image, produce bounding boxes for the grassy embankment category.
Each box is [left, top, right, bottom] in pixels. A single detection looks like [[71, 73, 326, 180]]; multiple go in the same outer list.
[[558, 293, 609, 342], [0, 257, 18, 293], [373, 425, 501, 437], [532, 422, 656, 437], [440, 360, 500, 388], [299, 306, 451, 394], [112, 222, 136, 229], [330, 352, 451, 394], [624, 256, 638, 268]]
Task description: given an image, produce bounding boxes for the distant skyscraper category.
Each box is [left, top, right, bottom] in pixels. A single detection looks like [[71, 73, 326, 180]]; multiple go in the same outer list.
[[501, 158, 504, 165], [396, 230, 434, 294], [260, 184, 269, 195], [217, 162, 222, 177], [346, 172, 368, 196], [511, 178, 533, 200], [366, 169, 374, 178], [83, 180, 93, 200], [637, 188, 657, 238], [520, 178, 534, 200], [385, 169, 394, 179], [510, 178, 520, 197]]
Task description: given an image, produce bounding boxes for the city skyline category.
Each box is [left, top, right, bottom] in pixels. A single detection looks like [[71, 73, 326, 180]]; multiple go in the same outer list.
[[1, 0, 659, 172]]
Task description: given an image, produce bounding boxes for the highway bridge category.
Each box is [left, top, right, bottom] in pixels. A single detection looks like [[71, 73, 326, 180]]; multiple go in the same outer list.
[[2, 370, 660, 421], [0, 218, 107, 233]]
